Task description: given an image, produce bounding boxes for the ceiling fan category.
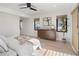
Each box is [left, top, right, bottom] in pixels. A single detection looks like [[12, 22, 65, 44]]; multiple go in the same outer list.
[[19, 3, 37, 11]]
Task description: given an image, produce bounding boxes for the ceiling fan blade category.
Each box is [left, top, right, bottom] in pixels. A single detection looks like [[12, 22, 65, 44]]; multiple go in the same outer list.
[[30, 7, 37, 11], [20, 7, 27, 9]]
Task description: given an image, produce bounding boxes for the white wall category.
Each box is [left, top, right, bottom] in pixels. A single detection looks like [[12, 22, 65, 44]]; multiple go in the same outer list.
[[21, 18, 37, 37], [0, 12, 20, 37], [21, 13, 72, 43], [66, 15, 72, 43]]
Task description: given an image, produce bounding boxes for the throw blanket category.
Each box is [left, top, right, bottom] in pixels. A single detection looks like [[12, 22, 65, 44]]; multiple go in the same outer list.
[[15, 34, 42, 50], [16, 35, 31, 45]]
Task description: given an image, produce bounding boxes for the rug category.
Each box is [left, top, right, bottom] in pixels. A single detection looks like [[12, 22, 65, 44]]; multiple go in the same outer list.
[[32, 48, 75, 56]]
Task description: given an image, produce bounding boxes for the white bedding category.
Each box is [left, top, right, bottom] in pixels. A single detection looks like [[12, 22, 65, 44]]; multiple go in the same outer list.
[[0, 35, 41, 56], [7, 37, 33, 56], [0, 35, 33, 56], [0, 49, 17, 56], [28, 38, 42, 50], [16, 35, 42, 50]]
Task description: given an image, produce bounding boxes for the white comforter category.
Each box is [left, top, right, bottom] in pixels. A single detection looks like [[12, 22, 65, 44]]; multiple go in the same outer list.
[[16, 35, 42, 51], [6, 37, 33, 56], [0, 35, 41, 56], [0, 49, 17, 56]]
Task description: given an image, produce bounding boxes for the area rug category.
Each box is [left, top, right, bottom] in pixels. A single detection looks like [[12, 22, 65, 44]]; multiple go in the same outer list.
[[32, 48, 75, 56]]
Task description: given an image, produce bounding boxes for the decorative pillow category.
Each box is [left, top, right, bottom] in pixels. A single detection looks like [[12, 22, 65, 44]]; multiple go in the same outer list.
[[0, 38, 9, 52]]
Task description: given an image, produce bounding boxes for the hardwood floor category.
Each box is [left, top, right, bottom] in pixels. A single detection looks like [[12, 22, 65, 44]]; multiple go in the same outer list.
[[39, 39, 76, 55]]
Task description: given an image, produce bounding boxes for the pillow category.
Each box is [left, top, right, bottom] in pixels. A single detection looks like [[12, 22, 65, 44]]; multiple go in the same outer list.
[[0, 38, 9, 52]]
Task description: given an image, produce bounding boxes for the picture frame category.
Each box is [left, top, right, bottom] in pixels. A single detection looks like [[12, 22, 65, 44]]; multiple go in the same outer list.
[[56, 15, 67, 32]]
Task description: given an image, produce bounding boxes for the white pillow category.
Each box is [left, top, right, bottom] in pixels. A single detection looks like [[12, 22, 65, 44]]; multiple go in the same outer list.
[[0, 38, 9, 52]]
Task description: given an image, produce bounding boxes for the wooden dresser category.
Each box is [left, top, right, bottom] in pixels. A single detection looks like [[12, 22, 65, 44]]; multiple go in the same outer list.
[[37, 29, 56, 41]]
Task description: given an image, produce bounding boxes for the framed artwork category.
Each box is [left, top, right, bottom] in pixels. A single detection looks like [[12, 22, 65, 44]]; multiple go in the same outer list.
[[34, 18, 40, 30], [43, 17, 52, 26], [56, 15, 67, 32]]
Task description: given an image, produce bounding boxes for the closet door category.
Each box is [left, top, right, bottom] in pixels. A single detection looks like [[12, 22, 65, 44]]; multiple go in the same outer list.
[[72, 7, 78, 55]]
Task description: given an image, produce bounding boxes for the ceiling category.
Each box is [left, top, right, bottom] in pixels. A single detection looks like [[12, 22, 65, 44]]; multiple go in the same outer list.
[[0, 3, 77, 16]]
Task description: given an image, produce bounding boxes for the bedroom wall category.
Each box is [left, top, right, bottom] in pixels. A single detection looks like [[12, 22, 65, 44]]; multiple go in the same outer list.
[[21, 18, 37, 37], [21, 13, 72, 44], [0, 12, 20, 37]]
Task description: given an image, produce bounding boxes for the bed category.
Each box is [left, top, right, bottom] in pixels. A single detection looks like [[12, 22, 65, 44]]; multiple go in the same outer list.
[[0, 34, 41, 56]]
